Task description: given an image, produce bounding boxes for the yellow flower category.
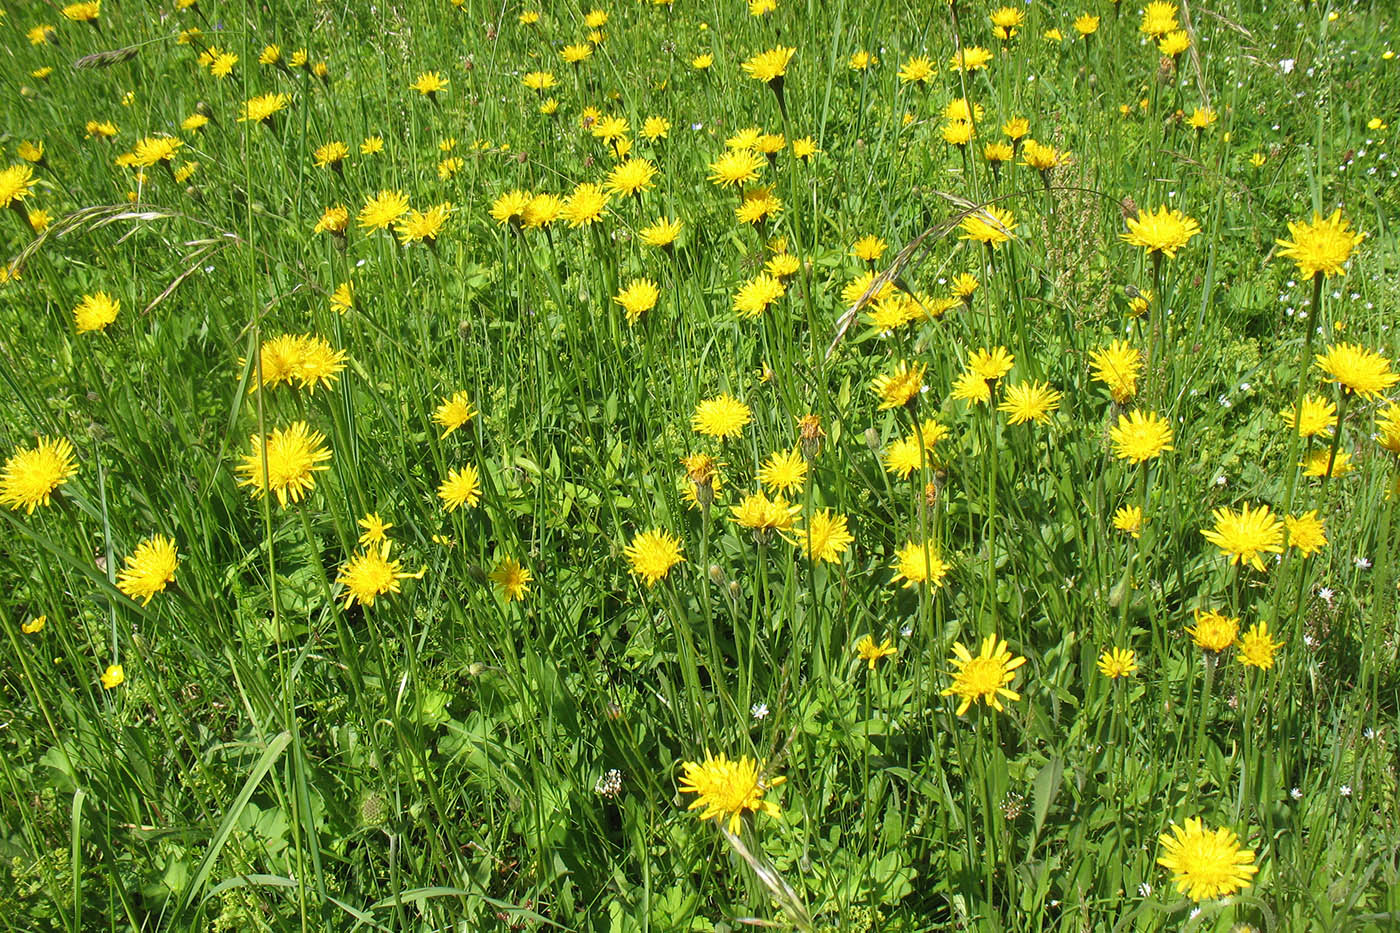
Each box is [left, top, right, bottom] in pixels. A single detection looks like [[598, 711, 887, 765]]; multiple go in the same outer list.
[[1157, 818, 1257, 902], [237, 422, 332, 507], [101, 664, 125, 689], [116, 534, 179, 606], [562, 43, 594, 64], [490, 189, 533, 227], [890, 540, 949, 589], [1201, 503, 1285, 571], [21, 615, 46, 634], [959, 206, 1017, 246], [410, 71, 448, 96], [1113, 505, 1144, 538], [852, 235, 887, 261], [871, 360, 926, 409], [729, 491, 799, 535], [949, 46, 993, 72], [1189, 609, 1239, 653], [357, 512, 393, 547], [692, 53, 714, 70], [1300, 448, 1352, 478], [639, 217, 683, 248], [848, 50, 873, 70], [313, 205, 350, 236], [62, 2, 101, 22], [791, 136, 820, 160], [396, 202, 453, 245], [678, 752, 784, 834], [1280, 394, 1336, 438], [1089, 339, 1143, 403], [791, 509, 853, 564], [522, 70, 556, 91], [74, 292, 120, 334], [1109, 410, 1173, 464], [758, 447, 807, 495], [238, 93, 289, 124], [361, 136, 385, 155], [605, 158, 658, 197], [951, 370, 993, 406], [1314, 342, 1399, 398], [614, 279, 660, 325], [336, 541, 423, 609], [624, 529, 684, 586], [741, 46, 795, 84], [1120, 205, 1201, 258], [855, 634, 898, 670], [969, 346, 1015, 382], [489, 557, 532, 601], [692, 394, 752, 438], [998, 381, 1061, 425], [1377, 405, 1400, 454], [329, 282, 353, 314], [1, 436, 78, 513], [708, 149, 766, 188], [313, 141, 349, 168], [942, 634, 1026, 715], [642, 116, 671, 141], [1158, 30, 1191, 57], [438, 466, 482, 511], [358, 190, 410, 230], [1097, 648, 1138, 679], [564, 183, 609, 226], [1237, 621, 1283, 670], [433, 391, 478, 438], [1285, 511, 1327, 557], [1140, 1, 1180, 38], [1073, 14, 1100, 36], [1186, 106, 1218, 130], [898, 55, 936, 85]]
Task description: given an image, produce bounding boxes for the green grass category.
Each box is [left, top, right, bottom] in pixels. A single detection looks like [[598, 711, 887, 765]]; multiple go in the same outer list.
[[1, 0, 1399, 930]]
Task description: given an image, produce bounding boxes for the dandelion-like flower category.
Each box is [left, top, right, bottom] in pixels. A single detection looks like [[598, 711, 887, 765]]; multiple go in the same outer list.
[[1189, 609, 1240, 653], [0, 165, 37, 208], [564, 183, 609, 226], [640, 217, 683, 248], [1110, 410, 1173, 464], [1113, 505, 1144, 538], [871, 360, 926, 410], [855, 634, 898, 670], [438, 465, 482, 511], [614, 279, 660, 325], [101, 664, 125, 689], [733, 273, 786, 318], [959, 206, 1017, 246], [605, 158, 658, 197], [741, 46, 795, 84], [998, 381, 1062, 425], [489, 557, 532, 601], [1285, 511, 1327, 557], [410, 71, 448, 96], [624, 529, 684, 586], [708, 150, 766, 188], [236, 422, 332, 507], [238, 93, 289, 124], [357, 513, 392, 547], [1120, 206, 1201, 259], [1314, 343, 1399, 399], [890, 541, 948, 589], [336, 541, 423, 608], [1276, 209, 1363, 278], [758, 448, 807, 496], [1201, 502, 1285, 571], [1098, 648, 1138, 679], [942, 635, 1027, 715], [74, 292, 120, 334], [1157, 818, 1258, 902], [1, 436, 78, 514], [1281, 395, 1336, 438], [116, 534, 178, 605], [1237, 621, 1283, 670], [898, 56, 936, 85], [692, 394, 752, 438], [432, 391, 478, 438], [678, 752, 784, 834], [358, 190, 411, 230], [792, 509, 853, 564]]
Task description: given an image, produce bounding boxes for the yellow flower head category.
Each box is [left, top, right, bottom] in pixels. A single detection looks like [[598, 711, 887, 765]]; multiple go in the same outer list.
[[942, 634, 1027, 715], [1280, 394, 1336, 438], [741, 46, 795, 84], [336, 541, 423, 609], [678, 752, 784, 834], [890, 540, 948, 589], [238, 93, 289, 124], [1097, 647, 1138, 679], [959, 206, 1017, 246], [998, 380, 1062, 425], [949, 46, 993, 72], [871, 360, 926, 410], [237, 422, 332, 507], [1201, 502, 1284, 571], [1120, 205, 1201, 258], [855, 634, 898, 670], [116, 534, 179, 606], [692, 394, 752, 438], [1109, 410, 1173, 464], [438, 465, 482, 511], [791, 509, 853, 563], [489, 557, 532, 601], [709, 149, 766, 188], [758, 447, 808, 496], [624, 528, 684, 586], [1285, 510, 1327, 558], [614, 278, 660, 324], [898, 55, 937, 85], [1314, 342, 1399, 398], [1, 436, 78, 514], [1237, 621, 1283, 670], [1089, 339, 1143, 403], [21, 616, 47, 635], [358, 190, 410, 230], [433, 391, 478, 438], [1113, 505, 1144, 538], [1157, 818, 1257, 902], [729, 491, 799, 535], [1189, 609, 1240, 653], [314, 205, 350, 235], [605, 157, 658, 197], [564, 183, 609, 226], [640, 217, 683, 248], [74, 292, 120, 334], [101, 664, 125, 689], [410, 71, 448, 96], [357, 512, 393, 548]]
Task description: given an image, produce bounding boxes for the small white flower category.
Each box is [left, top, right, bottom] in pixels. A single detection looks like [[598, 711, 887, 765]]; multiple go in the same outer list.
[[1340, 784, 1352, 797], [1138, 881, 1153, 897], [1318, 586, 1335, 605], [1363, 727, 1377, 741], [750, 702, 769, 721], [594, 768, 623, 799], [1279, 58, 1296, 73], [1355, 556, 1372, 570], [1291, 787, 1303, 800], [1304, 634, 1317, 647], [1189, 908, 1202, 920], [1215, 475, 1228, 486], [900, 624, 913, 638]]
